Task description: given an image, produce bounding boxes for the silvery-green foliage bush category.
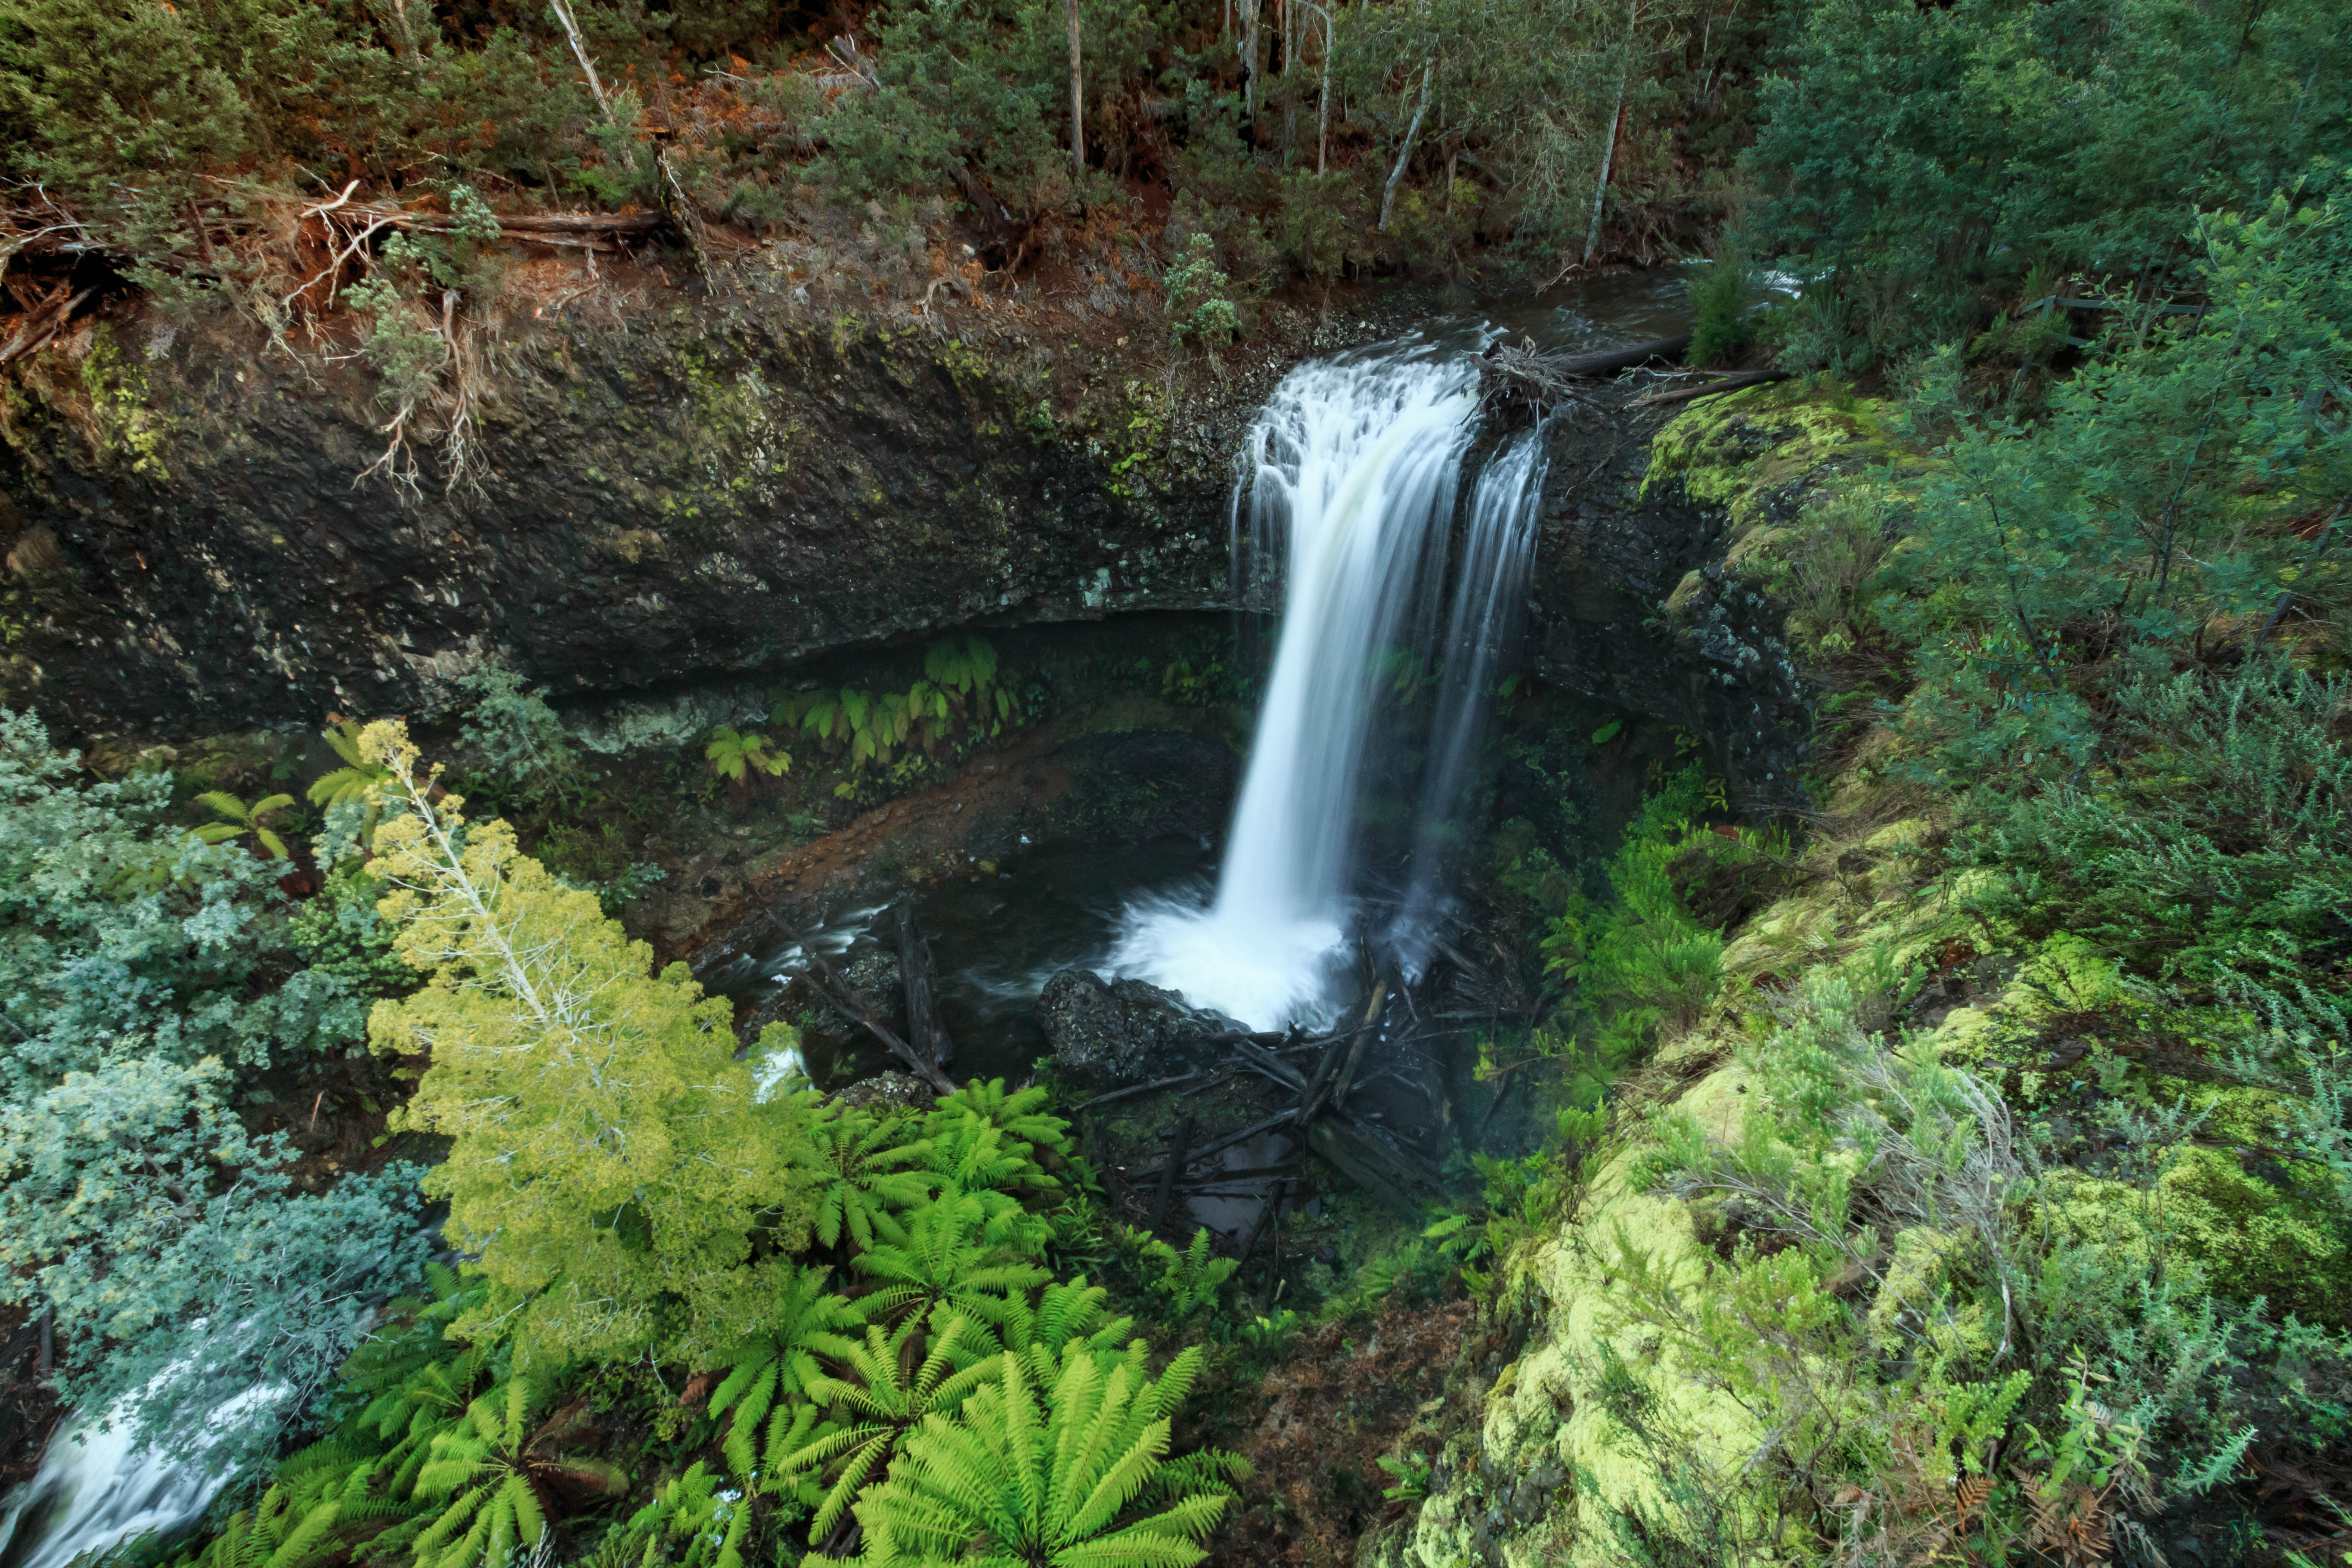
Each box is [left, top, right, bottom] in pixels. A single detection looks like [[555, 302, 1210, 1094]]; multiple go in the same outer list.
[[0, 709, 427, 1459], [0, 710, 374, 1098], [0, 1057, 428, 1460]]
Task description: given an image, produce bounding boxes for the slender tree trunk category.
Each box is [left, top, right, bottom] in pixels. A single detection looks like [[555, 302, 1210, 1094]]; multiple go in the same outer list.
[[1580, 98, 1625, 263], [1242, 0, 1261, 123], [1582, 0, 1638, 264], [546, 0, 619, 127], [1068, 0, 1085, 175], [1378, 58, 1433, 233], [372, 0, 418, 58], [1317, 3, 1333, 175]]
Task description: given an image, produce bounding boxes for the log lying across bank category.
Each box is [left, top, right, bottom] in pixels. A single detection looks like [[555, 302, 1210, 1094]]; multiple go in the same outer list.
[[1480, 332, 1695, 413], [756, 898, 958, 1095]]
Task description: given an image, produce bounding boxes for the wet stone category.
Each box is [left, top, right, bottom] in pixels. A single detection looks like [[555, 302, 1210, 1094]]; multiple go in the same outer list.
[[831, 1070, 933, 1112], [1036, 967, 1234, 1084]]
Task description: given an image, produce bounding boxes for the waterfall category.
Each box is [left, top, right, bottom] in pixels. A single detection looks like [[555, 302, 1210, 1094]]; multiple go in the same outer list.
[[1114, 342, 1542, 1028], [1385, 427, 1549, 979], [0, 1383, 281, 1568]]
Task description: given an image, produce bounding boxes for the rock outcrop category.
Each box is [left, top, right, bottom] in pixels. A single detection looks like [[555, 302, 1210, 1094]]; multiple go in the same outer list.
[[0, 292, 1837, 809], [1036, 967, 1236, 1084]]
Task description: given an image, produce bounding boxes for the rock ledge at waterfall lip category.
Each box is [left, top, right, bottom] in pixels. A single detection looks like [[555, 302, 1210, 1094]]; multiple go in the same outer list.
[[1036, 967, 1238, 1085]]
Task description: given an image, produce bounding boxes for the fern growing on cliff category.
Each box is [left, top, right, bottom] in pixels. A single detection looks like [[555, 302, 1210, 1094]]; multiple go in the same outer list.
[[703, 726, 789, 785]]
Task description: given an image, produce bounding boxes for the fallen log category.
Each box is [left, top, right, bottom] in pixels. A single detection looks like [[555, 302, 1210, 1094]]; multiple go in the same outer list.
[[1069, 1070, 1214, 1112], [1631, 369, 1792, 409], [1236, 1176, 1285, 1265], [344, 204, 666, 237], [893, 898, 954, 1069], [758, 901, 956, 1095], [0, 285, 94, 367], [1547, 333, 1694, 377], [1305, 1118, 1422, 1211]]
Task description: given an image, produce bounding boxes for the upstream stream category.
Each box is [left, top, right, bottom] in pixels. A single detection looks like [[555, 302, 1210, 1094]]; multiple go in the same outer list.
[[0, 273, 1690, 1568]]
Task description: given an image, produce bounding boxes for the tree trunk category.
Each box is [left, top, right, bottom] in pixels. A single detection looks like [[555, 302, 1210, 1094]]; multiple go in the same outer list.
[[545, 0, 620, 127], [894, 898, 955, 1070], [1067, 0, 1085, 174], [1581, 0, 1637, 264], [1241, 0, 1261, 124], [1316, 3, 1334, 175], [1378, 59, 1433, 234]]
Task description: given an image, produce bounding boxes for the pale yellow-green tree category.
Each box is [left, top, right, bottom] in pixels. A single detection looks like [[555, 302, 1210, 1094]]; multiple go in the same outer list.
[[360, 720, 815, 1367]]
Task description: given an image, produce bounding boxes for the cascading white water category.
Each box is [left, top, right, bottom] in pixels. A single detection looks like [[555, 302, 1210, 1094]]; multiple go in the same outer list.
[[0, 1383, 282, 1568], [1112, 345, 1497, 1028], [1385, 426, 1549, 979]]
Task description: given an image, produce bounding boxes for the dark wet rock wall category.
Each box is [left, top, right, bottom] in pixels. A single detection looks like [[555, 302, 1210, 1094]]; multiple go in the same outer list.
[[0, 304, 1813, 807]]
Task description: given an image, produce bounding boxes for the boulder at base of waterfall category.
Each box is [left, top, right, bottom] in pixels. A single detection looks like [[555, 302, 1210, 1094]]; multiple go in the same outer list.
[[1037, 969, 1232, 1084]]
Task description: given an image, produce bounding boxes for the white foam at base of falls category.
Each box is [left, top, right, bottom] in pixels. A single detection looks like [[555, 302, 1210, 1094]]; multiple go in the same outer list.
[[1111, 347, 1482, 1029]]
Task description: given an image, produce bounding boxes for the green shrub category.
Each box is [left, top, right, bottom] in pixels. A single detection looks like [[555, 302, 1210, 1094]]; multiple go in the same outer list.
[[1746, 0, 2351, 366], [1686, 253, 1754, 366], [1162, 234, 1238, 349], [1543, 766, 1728, 1053]]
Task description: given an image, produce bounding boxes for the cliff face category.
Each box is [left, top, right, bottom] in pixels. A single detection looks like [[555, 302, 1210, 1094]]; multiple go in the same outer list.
[[1519, 397, 1818, 812], [0, 291, 1818, 806], [0, 297, 1257, 734]]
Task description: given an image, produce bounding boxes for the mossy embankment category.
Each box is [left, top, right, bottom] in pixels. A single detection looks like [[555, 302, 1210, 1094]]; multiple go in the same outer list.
[[1371, 380, 2352, 1568]]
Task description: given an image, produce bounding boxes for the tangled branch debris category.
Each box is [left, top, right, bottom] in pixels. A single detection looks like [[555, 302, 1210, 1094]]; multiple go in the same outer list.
[[1478, 331, 1693, 418]]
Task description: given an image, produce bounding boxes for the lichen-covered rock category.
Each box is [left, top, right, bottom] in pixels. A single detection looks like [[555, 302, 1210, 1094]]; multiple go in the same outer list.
[[1035, 967, 1232, 1083], [831, 1069, 933, 1113]]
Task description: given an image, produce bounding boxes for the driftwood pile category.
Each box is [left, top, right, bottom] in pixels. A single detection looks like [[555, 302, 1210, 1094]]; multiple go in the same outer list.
[[1480, 329, 1792, 417], [1086, 978, 1449, 1218], [763, 888, 1446, 1215], [1479, 331, 1690, 416]]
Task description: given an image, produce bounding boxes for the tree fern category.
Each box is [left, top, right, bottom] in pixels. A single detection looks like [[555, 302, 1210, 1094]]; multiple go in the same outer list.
[[706, 1264, 868, 1475], [992, 1276, 1136, 1383], [778, 1311, 1004, 1545], [411, 1375, 627, 1568], [798, 1103, 935, 1254], [845, 1347, 1244, 1568], [852, 1186, 1051, 1326], [920, 1119, 1064, 1232], [926, 1079, 1070, 1166], [626, 1461, 753, 1568]]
